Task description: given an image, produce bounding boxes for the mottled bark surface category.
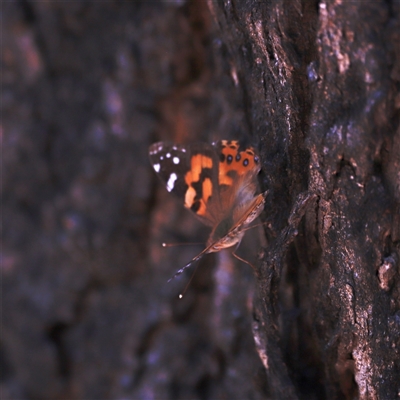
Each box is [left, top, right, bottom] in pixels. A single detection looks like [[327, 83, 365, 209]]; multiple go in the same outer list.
[[2, 1, 399, 400]]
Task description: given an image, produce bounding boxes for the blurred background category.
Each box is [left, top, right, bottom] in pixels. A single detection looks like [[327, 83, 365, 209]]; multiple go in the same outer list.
[[3, 2, 268, 399]]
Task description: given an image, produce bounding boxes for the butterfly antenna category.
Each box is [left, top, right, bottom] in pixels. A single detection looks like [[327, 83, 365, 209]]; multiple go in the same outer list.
[[162, 242, 203, 248], [178, 262, 200, 299]]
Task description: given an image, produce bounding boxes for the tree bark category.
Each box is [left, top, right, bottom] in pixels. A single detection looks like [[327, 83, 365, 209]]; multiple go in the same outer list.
[[209, 1, 399, 398]]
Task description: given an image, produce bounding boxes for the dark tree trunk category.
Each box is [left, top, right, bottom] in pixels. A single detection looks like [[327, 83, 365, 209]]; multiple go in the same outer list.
[[3, 1, 399, 400], [211, 1, 400, 398]]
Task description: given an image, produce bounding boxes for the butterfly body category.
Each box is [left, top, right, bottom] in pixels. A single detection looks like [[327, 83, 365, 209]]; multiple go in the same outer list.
[[149, 140, 266, 280]]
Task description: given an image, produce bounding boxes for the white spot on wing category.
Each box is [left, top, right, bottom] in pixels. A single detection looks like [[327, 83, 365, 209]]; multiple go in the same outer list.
[[153, 163, 160, 172], [149, 143, 163, 155], [160, 156, 164, 160], [166, 173, 177, 192], [166, 153, 171, 158], [173, 157, 180, 164], [181, 148, 186, 153]]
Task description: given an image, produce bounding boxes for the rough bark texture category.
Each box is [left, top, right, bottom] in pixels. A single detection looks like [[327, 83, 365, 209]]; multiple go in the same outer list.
[[2, 1, 399, 400]]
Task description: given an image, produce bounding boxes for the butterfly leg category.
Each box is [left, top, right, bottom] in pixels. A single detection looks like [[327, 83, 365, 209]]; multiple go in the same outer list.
[[232, 246, 258, 275]]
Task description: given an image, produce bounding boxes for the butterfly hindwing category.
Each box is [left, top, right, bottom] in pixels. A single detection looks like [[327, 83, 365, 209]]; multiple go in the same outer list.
[[212, 140, 261, 221], [215, 140, 261, 187]]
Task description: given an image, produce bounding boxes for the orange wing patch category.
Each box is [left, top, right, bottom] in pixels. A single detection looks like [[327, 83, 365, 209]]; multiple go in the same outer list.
[[185, 154, 213, 183], [219, 140, 259, 187], [184, 154, 213, 216]]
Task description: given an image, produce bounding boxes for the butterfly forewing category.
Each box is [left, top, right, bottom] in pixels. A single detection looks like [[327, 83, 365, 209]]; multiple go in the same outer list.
[[149, 141, 222, 226]]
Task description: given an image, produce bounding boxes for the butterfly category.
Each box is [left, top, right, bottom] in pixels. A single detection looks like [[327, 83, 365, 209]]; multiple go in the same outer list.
[[149, 140, 266, 281]]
